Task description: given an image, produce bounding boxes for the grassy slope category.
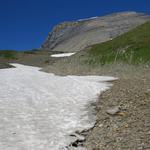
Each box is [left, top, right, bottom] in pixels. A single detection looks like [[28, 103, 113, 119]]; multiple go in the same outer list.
[[42, 22, 150, 75], [83, 22, 150, 65], [0, 50, 19, 59]]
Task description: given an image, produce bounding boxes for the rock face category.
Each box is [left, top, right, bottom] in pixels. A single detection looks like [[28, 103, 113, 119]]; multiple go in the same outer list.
[[41, 12, 150, 52]]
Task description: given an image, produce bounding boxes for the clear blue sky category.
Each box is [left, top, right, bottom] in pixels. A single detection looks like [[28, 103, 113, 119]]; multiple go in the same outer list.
[[0, 0, 150, 51]]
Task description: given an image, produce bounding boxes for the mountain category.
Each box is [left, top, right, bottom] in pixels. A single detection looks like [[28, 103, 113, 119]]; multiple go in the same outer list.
[[42, 21, 150, 75], [41, 11, 150, 52]]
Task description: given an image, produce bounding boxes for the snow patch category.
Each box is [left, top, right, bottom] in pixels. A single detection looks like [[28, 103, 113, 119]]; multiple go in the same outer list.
[[78, 16, 98, 22], [51, 52, 76, 58], [0, 64, 116, 150]]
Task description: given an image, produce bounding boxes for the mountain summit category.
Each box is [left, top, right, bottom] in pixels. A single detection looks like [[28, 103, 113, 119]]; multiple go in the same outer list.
[[41, 11, 150, 52]]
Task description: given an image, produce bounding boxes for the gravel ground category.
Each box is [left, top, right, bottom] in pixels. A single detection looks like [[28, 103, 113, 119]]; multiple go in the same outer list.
[[44, 62, 150, 150], [0, 59, 149, 150], [82, 68, 150, 150]]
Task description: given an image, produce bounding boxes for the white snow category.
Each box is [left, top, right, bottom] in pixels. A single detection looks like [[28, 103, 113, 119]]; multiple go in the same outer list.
[[78, 16, 98, 21], [0, 64, 116, 150], [51, 52, 76, 58]]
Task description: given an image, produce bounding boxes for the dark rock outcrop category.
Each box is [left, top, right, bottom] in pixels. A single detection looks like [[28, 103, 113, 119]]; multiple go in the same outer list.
[[41, 12, 150, 52]]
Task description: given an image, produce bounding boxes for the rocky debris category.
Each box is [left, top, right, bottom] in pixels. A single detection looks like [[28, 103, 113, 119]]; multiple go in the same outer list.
[[70, 133, 86, 142], [106, 106, 120, 115], [42, 21, 81, 50], [41, 11, 150, 52], [83, 68, 150, 150], [67, 133, 86, 149]]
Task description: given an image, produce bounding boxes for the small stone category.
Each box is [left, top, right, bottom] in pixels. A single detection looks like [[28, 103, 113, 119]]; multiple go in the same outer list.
[[146, 131, 150, 135], [117, 112, 126, 117], [124, 124, 129, 128], [70, 133, 85, 142], [147, 89, 150, 92], [99, 124, 103, 127], [106, 106, 120, 115], [145, 89, 150, 96]]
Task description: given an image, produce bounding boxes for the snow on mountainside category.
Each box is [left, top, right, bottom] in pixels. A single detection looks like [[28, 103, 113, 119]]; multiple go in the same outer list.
[[51, 52, 76, 58], [0, 64, 116, 150]]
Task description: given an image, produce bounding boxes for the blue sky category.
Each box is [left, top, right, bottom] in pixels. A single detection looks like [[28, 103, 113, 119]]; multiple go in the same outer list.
[[0, 0, 150, 50]]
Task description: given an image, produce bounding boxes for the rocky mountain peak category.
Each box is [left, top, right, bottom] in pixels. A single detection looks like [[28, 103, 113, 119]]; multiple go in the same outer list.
[[41, 11, 150, 52], [52, 21, 79, 33]]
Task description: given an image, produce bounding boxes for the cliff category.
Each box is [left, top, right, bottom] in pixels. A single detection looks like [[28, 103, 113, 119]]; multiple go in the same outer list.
[[41, 12, 150, 52]]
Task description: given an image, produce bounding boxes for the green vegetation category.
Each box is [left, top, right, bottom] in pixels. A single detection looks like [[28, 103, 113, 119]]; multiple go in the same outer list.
[[42, 23, 150, 75], [0, 49, 38, 59], [84, 22, 150, 65], [0, 50, 18, 59]]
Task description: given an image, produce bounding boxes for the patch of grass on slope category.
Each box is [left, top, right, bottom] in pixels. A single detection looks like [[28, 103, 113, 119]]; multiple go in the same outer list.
[[83, 22, 150, 65], [0, 50, 18, 59]]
